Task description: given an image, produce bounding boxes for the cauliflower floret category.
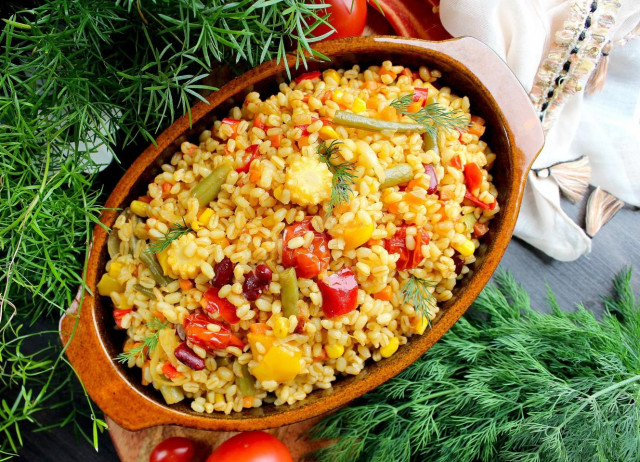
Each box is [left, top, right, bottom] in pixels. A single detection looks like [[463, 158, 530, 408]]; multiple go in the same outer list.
[[167, 233, 206, 280], [285, 156, 333, 206]]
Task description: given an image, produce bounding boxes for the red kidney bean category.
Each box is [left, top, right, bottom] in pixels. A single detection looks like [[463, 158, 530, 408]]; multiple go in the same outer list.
[[255, 264, 273, 283], [211, 257, 234, 288], [242, 271, 263, 301], [174, 342, 206, 370]]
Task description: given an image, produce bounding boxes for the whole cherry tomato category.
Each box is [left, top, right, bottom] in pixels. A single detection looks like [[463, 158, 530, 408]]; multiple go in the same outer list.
[[149, 436, 194, 462], [205, 431, 293, 462], [312, 0, 367, 40], [318, 267, 359, 318]]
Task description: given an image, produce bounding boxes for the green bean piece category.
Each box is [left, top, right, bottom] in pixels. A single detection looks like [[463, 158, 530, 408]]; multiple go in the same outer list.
[[422, 131, 439, 155], [215, 357, 230, 367], [133, 284, 157, 300], [279, 268, 299, 317], [379, 163, 413, 189], [191, 160, 233, 208], [333, 111, 426, 133], [236, 364, 256, 396], [139, 251, 174, 287]]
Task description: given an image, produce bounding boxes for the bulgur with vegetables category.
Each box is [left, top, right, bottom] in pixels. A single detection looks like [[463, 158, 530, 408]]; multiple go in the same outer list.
[[100, 61, 499, 414]]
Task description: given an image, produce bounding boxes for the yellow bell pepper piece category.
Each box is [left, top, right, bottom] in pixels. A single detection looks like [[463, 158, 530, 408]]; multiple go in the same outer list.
[[273, 317, 290, 339], [251, 345, 302, 384], [342, 214, 375, 250], [247, 333, 275, 360], [108, 261, 124, 279], [97, 273, 123, 296], [325, 344, 344, 359], [319, 126, 339, 140], [156, 248, 171, 276], [452, 238, 475, 257], [323, 69, 341, 85], [414, 315, 430, 335], [380, 337, 399, 358], [351, 97, 366, 113]]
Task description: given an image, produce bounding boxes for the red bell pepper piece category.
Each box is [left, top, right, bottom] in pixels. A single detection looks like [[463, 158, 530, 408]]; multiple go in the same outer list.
[[384, 226, 430, 271], [463, 162, 483, 193], [423, 163, 438, 194], [201, 287, 240, 323], [222, 118, 241, 138], [184, 313, 245, 353], [413, 88, 429, 106], [235, 144, 260, 174], [464, 191, 496, 210], [162, 362, 182, 379], [282, 219, 331, 279], [294, 70, 321, 83], [318, 267, 358, 318], [113, 309, 132, 328], [253, 115, 266, 131]]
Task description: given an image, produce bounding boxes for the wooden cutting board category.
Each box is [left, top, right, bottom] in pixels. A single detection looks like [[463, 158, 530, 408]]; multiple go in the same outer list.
[[108, 416, 327, 462]]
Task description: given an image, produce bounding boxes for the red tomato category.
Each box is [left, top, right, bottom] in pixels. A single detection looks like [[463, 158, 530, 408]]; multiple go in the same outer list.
[[206, 431, 292, 462], [312, 0, 367, 40], [183, 313, 245, 353], [463, 191, 496, 210], [318, 267, 358, 318], [149, 437, 194, 462], [236, 144, 260, 174], [113, 309, 132, 329], [282, 219, 330, 279], [384, 226, 430, 271], [463, 162, 483, 193], [201, 287, 240, 323]]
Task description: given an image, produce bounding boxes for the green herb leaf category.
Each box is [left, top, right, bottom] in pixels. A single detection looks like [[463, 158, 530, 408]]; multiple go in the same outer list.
[[390, 94, 469, 137], [401, 275, 436, 324], [115, 317, 170, 364], [146, 218, 192, 254], [318, 140, 357, 216], [311, 269, 640, 462]]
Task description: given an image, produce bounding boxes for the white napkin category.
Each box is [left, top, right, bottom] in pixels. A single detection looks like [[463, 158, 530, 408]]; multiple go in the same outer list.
[[440, 0, 640, 261]]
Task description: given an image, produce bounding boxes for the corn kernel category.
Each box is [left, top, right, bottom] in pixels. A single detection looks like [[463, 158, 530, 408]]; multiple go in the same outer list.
[[108, 261, 124, 279], [352, 97, 366, 113], [331, 89, 344, 103], [130, 200, 148, 217], [414, 315, 430, 335], [325, 344, 344, 359], [191, 221, 202, 232], [452, 238, 475, 257], [380, 337, 399, 358], [273, 317, 290, 339], [319, 126, 339, 140], [323, 69, 340, 85], [215, 393, 225, 404], [198, 208, 214, 225]]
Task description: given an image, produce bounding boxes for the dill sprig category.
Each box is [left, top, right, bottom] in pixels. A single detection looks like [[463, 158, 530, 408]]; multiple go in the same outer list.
[[318, 140, 357, 215], [311, 269, 640, 462], [147, 218, 192, 254], [401, 275, 436, 323], [390, 94, 470, 137], [115, 318, 170, 364], [1, 0, 326, 455]]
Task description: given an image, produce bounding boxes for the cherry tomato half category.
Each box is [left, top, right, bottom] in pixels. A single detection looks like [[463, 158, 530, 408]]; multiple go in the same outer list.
[[206, 431, 293, 462], [384, 226, 430, 271], [312, 0, 367, 40], [149, 436, 194, 462], [282, 219, 330, 279]]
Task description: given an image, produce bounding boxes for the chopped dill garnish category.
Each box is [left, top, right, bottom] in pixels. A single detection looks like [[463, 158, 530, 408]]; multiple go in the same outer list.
[[115, 317, 170, 364], [401, 274, 436, 323], [318, 140, 357, 216], [146, 218, 191, 254], [390, 94, 470, 137]]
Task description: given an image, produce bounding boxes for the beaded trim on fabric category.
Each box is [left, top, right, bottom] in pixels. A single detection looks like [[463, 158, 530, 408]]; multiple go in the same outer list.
[[529, 0, 622, 132]]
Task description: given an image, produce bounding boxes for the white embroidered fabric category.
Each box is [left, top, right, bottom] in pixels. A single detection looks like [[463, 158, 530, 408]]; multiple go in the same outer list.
[[440, 0, 640, 261]]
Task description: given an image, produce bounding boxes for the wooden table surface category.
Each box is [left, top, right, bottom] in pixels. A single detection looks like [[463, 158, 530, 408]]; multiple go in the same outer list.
[[17, 190, 639, 461]]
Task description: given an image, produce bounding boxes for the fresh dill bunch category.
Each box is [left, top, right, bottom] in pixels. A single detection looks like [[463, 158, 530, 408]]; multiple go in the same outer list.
[[401, 275, 436, 323], [310, 269, 640, 462], [390, 94, 469, 137], [115, 317, 170, 364], [147, 218, 192, 254], [318, 140, 357, 215]]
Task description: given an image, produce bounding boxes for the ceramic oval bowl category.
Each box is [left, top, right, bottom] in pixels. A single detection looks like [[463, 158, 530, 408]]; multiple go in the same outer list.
[[60, 36, 543, 432]]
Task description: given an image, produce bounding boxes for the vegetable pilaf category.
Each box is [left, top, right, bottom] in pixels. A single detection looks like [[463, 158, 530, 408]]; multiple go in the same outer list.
[[99, 61, 499, 414]]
